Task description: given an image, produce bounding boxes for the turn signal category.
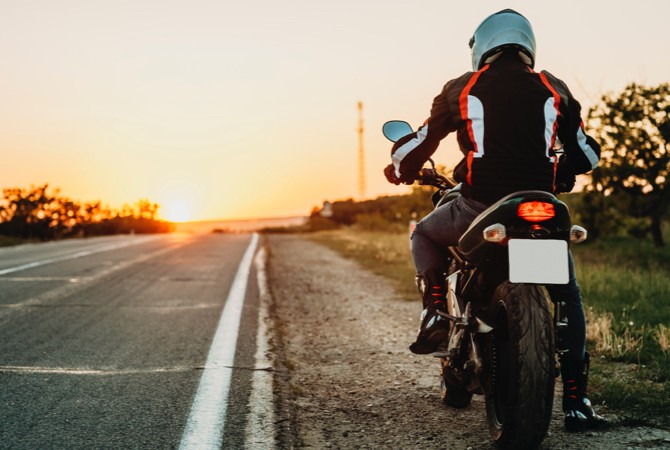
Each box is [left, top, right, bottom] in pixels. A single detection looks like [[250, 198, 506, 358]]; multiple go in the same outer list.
[[483, 223, 507, 243], [570, 225, 588, 243], [518, 202, 555, 222]]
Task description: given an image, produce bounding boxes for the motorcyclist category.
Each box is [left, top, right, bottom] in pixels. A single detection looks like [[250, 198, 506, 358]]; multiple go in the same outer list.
[[384, 9, 607, 431]]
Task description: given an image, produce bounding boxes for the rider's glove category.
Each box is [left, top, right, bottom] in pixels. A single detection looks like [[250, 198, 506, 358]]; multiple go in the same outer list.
[[555, 157, 576, 194], [384, 164, 402, 185]]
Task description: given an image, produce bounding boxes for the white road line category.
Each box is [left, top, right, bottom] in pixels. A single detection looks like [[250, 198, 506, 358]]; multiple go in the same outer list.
[[0, 242, 187, 322], [179, 233, 259, 450], [0, 277, 85, 282], [244, 246, 276, 449], [0, 236, 159, 275], [0, 365, 195, 375]]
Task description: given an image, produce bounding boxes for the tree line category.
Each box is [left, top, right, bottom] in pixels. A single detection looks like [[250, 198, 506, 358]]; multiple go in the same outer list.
[[0, 184, 173, 241], [314, 82, 670, 247]]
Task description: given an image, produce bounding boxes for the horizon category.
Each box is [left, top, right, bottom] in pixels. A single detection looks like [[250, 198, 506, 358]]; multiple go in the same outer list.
[[174, 213, 308, 224]]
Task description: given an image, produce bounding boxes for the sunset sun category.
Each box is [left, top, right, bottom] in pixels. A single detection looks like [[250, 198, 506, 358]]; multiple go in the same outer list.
[[160, 199, 194, 223]]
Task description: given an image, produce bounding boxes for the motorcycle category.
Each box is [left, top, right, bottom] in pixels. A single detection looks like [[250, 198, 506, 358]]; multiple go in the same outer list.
[[383, 120, 588, 449]]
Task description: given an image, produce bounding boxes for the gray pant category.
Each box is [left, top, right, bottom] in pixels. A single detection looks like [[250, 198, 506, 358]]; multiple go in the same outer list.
[[411, 195, 489, 273], [410, 195, 586, 358]]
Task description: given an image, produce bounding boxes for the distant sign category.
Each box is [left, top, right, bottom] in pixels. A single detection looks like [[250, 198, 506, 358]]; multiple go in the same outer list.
[[321, 201, 333, 218]]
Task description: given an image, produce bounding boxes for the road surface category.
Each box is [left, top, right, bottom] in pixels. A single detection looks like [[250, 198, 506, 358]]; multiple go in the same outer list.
[[4, 233, 670, 450], [0, 233, 272, 449]]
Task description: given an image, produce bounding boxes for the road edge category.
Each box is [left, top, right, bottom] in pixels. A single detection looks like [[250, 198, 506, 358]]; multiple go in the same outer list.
[[259, 235, 301, 449]]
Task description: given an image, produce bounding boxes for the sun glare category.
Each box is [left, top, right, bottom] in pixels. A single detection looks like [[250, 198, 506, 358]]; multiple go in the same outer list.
[[160, 200, 194, 223]]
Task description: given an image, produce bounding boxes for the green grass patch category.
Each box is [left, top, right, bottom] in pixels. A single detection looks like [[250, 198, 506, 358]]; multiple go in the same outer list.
[[572, 238, 670, 426], [590, 359, 670, 427], [573, 239, 670, 376], [310, 229, 670, 428]]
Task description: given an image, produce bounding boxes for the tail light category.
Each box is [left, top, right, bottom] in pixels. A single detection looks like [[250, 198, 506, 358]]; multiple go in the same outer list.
[[518, 201, 555, 222]]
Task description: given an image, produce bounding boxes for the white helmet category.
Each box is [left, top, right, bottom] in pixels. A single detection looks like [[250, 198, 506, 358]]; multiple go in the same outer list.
[[469, 9, 536, 71]]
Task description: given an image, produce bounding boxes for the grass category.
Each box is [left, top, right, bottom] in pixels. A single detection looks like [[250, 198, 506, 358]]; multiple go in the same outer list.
[[573, 239, 670, 379], [310, 227, 670, 428], [571, 237, 670, 426]]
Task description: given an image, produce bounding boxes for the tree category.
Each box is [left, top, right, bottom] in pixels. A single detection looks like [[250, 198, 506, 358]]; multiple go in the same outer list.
[[135, 198, 159, 220], [586, 82, 670, 247], [0, 184, 55, 239], [0, 184, 172, 240]]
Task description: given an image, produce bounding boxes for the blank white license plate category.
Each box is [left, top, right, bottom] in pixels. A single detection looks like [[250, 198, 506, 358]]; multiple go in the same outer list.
[[508, 239, 569, 284]]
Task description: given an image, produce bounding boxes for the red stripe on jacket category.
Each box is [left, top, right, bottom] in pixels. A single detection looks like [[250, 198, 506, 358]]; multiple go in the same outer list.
[[459, 65, 489, 185]]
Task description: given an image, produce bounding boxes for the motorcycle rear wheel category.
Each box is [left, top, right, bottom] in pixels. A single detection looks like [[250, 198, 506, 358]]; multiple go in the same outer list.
[[485, 282, 555, 449]]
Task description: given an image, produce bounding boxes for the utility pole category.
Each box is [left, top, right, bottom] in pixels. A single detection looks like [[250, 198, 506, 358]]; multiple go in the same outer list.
[[357, 101, 365, 199]]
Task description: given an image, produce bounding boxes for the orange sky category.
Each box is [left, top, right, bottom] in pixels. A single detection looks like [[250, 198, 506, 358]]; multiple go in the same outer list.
[[1, 1, 669, 222]]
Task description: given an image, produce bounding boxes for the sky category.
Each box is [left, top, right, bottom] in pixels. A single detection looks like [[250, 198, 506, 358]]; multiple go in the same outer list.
[[1, 0, 669, 222]]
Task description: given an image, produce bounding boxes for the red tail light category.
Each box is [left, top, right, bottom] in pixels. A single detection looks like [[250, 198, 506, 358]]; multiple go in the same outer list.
[[518, 201, 555, 222]]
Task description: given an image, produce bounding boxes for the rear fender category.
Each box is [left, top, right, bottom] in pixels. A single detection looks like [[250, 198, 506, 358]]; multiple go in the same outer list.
[[458, 191, 570, 264]]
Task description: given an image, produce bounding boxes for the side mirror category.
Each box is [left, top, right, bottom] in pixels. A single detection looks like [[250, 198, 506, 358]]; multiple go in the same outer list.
[[382, 121, 414, 143]]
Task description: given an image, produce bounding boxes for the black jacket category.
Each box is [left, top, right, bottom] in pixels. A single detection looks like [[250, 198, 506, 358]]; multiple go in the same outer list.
[[390, 51, 600, 205]]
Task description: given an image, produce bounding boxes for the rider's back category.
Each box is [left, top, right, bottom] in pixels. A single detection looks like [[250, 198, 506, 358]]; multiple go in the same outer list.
[[432, 50, 568, 204]]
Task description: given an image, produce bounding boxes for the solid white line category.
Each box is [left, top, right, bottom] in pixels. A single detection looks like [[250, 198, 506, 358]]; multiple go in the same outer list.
[[0, 236, 159, 275], [0, 365, 195, 375], [244, 246, 276, 449], [179, 233, 259, 450]]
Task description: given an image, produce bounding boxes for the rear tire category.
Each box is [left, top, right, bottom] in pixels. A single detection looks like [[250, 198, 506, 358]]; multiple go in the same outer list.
[[484, 282, 555, 449]]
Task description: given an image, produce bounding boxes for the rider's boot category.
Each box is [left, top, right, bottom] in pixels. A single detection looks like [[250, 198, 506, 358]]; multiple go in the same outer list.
[[409, 268, 450, 355], [561, 352, 609, 432]]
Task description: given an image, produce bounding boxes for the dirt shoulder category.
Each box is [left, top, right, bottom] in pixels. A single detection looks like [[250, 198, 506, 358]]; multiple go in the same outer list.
[[265, 234, 670, 449]]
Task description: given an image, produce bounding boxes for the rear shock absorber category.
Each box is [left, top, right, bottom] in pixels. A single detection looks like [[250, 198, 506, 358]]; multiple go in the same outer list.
[[554, 301, 569, 377]]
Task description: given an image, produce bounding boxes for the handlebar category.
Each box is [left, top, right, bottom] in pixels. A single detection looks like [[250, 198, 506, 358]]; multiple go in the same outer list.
[[416, 167, 456, 190]]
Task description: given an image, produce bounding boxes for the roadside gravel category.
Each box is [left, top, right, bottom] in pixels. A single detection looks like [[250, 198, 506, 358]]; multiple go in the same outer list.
[[265, 234, 670, 449]]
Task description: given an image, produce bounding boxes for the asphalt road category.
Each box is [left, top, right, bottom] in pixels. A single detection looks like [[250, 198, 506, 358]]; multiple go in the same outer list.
[[0, 233, 266, 450]]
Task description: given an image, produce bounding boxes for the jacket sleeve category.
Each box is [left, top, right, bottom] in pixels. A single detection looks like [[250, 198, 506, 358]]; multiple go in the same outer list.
[[543, 71, 601, 175], [390, 80, 460, 182]]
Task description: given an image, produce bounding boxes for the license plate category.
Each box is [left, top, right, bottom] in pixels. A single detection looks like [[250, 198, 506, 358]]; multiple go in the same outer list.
[[508, 239, 569, 284]]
